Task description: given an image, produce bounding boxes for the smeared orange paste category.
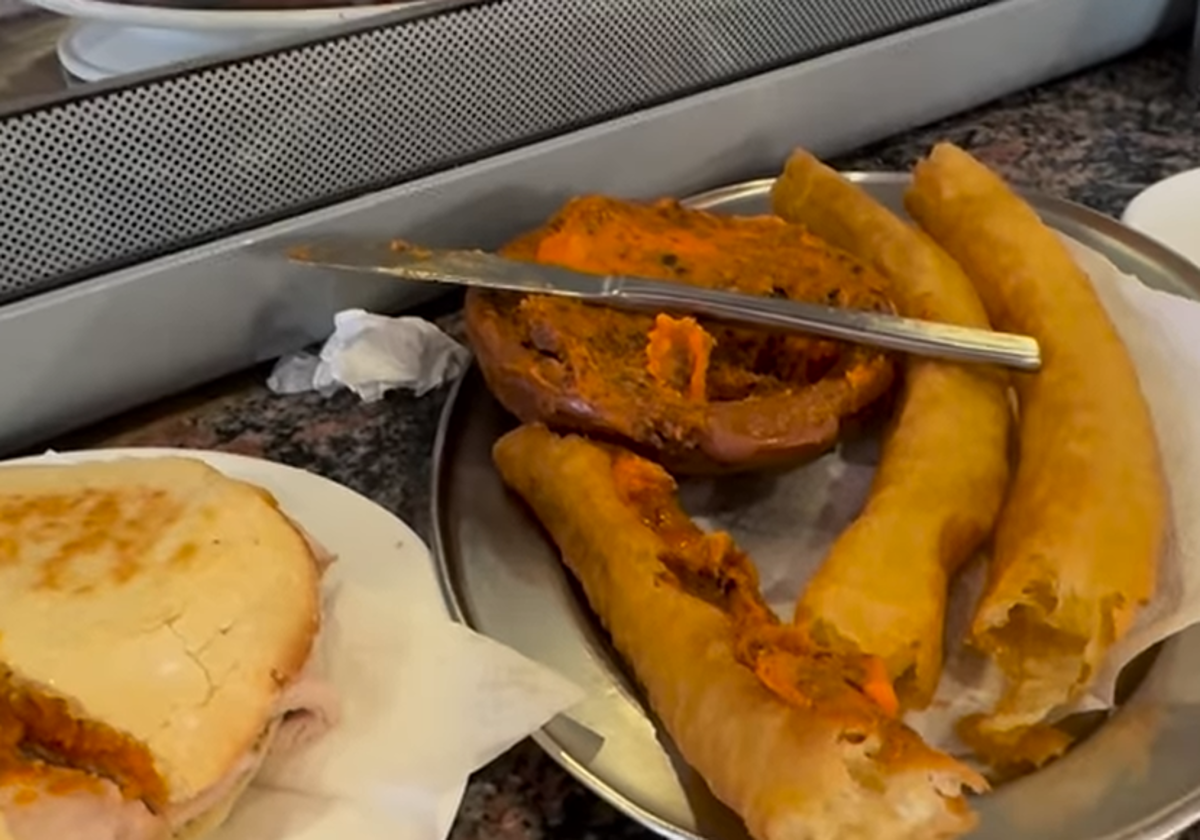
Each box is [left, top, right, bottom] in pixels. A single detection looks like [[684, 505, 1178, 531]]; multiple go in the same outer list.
[[0, 675, 165, 808], [492, 195, 893, 419], [608, 451, 899, 720]]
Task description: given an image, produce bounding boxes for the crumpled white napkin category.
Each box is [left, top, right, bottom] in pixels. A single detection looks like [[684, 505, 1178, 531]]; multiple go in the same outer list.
[[216, 783, 466, 840], [268, 310, 471, 402]]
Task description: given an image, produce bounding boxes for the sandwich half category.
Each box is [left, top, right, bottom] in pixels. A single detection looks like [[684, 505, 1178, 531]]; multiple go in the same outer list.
[[0, 456, 338, 840]]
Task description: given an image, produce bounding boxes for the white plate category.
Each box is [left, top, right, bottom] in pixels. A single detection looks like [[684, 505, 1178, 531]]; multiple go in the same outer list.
[[58, 21, 278, 81], [6, 447, 462, 840], [27, 0, 436, 33], [1122, 168, 1200, 268]]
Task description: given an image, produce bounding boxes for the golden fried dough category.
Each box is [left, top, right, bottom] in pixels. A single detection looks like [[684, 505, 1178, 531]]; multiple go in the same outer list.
[[494, 424, 985, 840], [905, 142, 1166, 763], [771, 150, 1011, 709]]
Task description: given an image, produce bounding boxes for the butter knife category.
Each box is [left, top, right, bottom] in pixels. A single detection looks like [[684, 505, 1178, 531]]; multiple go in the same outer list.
[[287, 237, 1041, 372]]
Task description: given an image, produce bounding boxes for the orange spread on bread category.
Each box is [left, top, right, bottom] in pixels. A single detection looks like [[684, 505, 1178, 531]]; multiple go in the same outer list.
[[499, 195, 891, 407], [646, 315, 714, 402], [0, 676, 165, 808]]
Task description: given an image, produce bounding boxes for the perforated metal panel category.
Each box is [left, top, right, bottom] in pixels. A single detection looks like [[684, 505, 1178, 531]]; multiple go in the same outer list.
[[0, 0, 997, 302]]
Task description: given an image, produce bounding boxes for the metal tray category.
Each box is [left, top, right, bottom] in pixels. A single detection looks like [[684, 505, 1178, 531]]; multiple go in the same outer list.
[[431, 175, 1200, 840]]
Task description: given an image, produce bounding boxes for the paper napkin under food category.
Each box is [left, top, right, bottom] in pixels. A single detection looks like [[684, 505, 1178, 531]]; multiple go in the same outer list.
[[220, 554, 584, 840], [268, 310, 471, 401], [686, 235, 1200, 755]]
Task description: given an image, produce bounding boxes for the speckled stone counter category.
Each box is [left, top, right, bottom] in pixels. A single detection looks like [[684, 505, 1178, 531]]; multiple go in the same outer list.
[[48, 37, 1200, 840]]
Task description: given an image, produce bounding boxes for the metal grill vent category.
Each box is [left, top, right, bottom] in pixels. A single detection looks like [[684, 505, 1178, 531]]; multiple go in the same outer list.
[[0, 0, 996, 302]]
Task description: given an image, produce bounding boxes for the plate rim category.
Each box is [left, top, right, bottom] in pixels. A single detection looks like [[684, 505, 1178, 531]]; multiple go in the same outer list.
[[1121, 167, 1200, 268], [23, 0, 450, 33], [688, 174, 1200, 291], [430, 173, 1200, 840], [56, 21, 258, 84], [431, 372, 695, 840]]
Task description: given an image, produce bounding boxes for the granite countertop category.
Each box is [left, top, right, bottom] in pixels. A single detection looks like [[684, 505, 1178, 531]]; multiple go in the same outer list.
[[42, 36, 1200, 840]]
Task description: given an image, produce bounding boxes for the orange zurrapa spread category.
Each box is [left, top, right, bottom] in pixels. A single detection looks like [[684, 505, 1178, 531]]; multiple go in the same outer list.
[[607, 449, 900, 721], [0, 676, 166, 809], [498, 195, 892, 406], [0, 686, 108, 803]]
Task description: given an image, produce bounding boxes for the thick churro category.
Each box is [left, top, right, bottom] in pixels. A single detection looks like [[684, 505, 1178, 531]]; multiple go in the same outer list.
[[494, 424, 985, 840], [906, 142, 1166, 765], [772, 150, 1011, 709]]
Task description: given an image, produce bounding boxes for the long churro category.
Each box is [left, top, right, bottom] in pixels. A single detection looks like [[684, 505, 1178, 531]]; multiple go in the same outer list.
[[906, 142, 1166, 765], [494, 424, 986, 840], [772, 150, 1011, 709]]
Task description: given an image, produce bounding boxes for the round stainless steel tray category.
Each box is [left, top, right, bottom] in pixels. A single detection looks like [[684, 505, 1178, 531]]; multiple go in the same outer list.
[[431, 174, 1200, 840]]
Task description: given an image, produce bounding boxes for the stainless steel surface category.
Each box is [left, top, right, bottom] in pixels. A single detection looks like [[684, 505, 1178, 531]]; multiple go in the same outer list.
[[290, 239, 1042, 370], [0, 0, 1186, 305], [0, 0, 1180, 453], [1, 0, 1002, 303], [432, 175, 1200, 840]]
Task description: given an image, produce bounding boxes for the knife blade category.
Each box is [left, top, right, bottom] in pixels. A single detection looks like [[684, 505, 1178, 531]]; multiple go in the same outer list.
[[287, 237, 1041, 372]]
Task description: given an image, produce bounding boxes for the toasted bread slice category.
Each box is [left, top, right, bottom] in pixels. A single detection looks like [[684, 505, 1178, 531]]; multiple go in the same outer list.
[[466, 195, 897, 474]]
